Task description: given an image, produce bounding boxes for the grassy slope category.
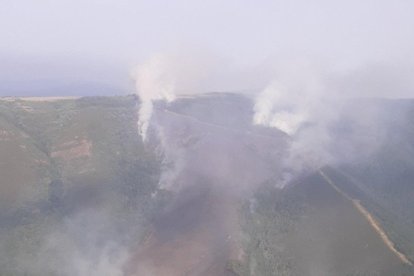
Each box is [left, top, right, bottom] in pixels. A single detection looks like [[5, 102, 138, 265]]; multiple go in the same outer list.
[[332, 100, 414, 263], [0, 96, 163, 275], [1, 95, 414, 275], [235, 99, 414, 275], [240, 174, 414, 276]]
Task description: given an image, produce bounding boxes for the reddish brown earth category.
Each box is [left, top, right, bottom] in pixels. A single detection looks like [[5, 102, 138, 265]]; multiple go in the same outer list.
[[126, 178, 244, 276]]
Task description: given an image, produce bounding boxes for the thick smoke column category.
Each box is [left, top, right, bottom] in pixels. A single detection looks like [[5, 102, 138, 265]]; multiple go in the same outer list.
[[252, 61, 398, 187], [132, 54, 177, 141], [252, 62, 333, 184], [253, 61, 325, 136], [132, 52, 221, 141], [253, 81, 309, 135]]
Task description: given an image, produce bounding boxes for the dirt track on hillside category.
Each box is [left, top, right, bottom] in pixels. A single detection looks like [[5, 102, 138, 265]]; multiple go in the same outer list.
[[319, 169, 412, 266]]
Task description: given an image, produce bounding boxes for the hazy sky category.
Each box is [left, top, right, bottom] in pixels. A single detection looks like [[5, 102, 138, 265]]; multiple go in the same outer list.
[[1, 0, 413, 96]]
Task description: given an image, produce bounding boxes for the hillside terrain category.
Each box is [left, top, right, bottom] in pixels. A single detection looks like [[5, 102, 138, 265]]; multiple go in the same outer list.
[[0, 94, 414, 275]]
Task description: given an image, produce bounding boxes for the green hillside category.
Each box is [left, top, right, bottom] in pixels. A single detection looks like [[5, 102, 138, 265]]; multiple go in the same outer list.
[[1, 95, 414, 276]]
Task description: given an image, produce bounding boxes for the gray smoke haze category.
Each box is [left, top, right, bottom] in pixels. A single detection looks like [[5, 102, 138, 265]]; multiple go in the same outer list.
[[2, 1, 414, 275], [251, 60, 401, 186], [3, 0, 414, 97], [0, 195, 135, 276], [1, 54, 412, 276], [125, 50, 414, 273], [133, 54, 413, 189], [29, 210, 128, 276]]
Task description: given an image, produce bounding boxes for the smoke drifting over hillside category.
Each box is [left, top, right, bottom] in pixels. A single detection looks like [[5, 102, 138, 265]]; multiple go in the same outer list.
[[253, 61, 326, 135], [131, 50, 414, 204], [133, 55, 403, 189], [132, 54, 176, 141], [252, 61, 335, 185], [125, 50, 414, 274], [250, 59, 414, 187], [2, 1, 414, 275], [132, 52, 224, 140]]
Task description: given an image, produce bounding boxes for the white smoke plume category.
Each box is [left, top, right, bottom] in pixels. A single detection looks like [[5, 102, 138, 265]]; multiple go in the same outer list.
[[253, 61, 334, 180], [253, 81, 310, 135], [253, 61, 327, 136], [132, 54, 177, 141], [132, 51, 233, 195], [252, 60, 399, 187], [132, 51, 225, 141]]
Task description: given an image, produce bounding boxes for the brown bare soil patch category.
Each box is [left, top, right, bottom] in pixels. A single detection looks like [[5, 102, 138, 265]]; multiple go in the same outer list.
[[51, 138, 92, 160], [126, 185, 243, 276]]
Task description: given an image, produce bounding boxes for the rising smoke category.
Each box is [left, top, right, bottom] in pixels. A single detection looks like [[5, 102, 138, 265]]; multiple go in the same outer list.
[[2, 54, 412, 275], [252, 61, 335, 185], [132, 52, 225, 141], [251, 59, 401, 186], [133, 54, 405, 190], [132, 54, 177, 141]]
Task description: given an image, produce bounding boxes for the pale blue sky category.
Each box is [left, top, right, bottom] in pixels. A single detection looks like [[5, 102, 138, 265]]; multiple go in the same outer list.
[[1, 0, 413, 96]]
